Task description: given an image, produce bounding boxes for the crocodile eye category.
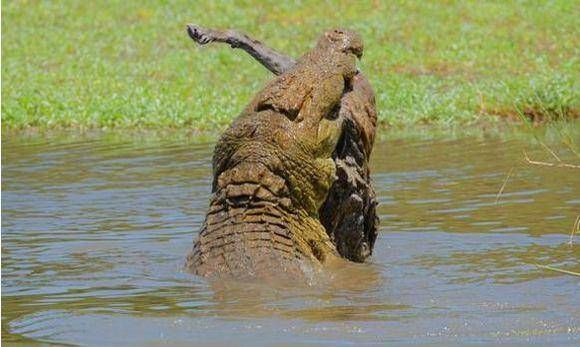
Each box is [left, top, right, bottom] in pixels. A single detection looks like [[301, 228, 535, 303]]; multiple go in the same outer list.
[[325, 104, 340, 120]]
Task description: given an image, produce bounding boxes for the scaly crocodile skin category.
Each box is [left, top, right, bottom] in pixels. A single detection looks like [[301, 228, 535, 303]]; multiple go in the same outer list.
[[186, 30, 363, 279]]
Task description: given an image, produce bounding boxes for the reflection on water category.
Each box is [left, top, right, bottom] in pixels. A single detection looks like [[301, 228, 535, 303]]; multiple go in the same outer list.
[[2, 133, 579, 345]]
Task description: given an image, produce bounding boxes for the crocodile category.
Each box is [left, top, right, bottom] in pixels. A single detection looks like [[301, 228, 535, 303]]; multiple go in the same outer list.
[[185, 27, 378, 279]]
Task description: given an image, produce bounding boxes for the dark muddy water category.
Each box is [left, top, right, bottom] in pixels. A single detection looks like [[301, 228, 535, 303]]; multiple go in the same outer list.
[[2, 134, 579, 345]]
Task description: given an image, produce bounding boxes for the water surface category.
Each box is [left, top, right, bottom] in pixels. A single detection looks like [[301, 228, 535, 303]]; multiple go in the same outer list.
[[2, 134, 579, 345]]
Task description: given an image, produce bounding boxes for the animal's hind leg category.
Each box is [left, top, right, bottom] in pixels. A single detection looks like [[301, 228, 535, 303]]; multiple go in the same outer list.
[[186, 24, 296, 75]]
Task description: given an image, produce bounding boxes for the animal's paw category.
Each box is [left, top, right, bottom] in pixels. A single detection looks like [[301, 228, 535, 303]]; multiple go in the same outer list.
[[336, 159, 365, 187], [186, 24, 215, 45]]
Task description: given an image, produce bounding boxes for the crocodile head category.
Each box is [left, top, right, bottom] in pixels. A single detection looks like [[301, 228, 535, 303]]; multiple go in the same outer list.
[[319, 28, 364, 59]]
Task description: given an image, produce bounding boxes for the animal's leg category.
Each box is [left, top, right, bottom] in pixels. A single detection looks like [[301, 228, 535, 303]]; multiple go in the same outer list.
[[186, 24, 296, 75]]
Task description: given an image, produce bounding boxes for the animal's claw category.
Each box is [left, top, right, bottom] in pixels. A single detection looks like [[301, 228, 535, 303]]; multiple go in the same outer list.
[[186, 24, 214, 45]]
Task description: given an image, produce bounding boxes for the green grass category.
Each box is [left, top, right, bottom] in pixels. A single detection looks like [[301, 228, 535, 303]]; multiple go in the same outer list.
[[2, 0, 579, 131]]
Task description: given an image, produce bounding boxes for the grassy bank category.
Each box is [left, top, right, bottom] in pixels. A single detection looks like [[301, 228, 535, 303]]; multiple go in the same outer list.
[[2, 0, 578, 131]]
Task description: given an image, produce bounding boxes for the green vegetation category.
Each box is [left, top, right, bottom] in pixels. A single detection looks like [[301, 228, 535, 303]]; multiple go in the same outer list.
[[2, 0, 578, 132]]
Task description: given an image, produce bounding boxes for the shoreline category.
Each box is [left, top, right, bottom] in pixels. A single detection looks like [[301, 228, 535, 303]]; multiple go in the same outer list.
[[3, 119, 579, 144]]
